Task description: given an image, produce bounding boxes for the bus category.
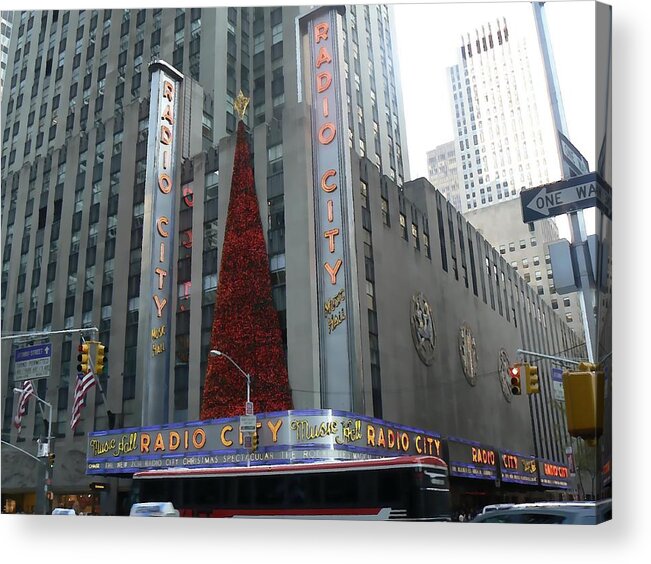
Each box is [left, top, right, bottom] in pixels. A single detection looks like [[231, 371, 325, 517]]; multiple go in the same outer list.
[[132, 455, 451, 521]]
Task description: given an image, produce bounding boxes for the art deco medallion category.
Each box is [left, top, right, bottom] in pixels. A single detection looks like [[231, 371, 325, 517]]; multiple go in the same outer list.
[[410, 292, 436, 366], [458, 324, 478, 386]]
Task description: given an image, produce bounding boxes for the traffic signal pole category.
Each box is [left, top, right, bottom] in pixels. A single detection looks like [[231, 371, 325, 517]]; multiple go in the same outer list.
[[516, 348, 581, 367]]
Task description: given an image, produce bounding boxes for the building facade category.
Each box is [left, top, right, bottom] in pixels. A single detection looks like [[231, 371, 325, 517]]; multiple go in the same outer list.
[[0, 11, 14, 95], [426, 140, 462, 211], [448, 18, 560, 213], [465, 199, 585, 339], [1, 7, 578, 514]]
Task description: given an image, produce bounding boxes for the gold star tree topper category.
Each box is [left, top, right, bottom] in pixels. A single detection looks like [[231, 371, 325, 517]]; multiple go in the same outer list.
[[233, 90, 250, 120]]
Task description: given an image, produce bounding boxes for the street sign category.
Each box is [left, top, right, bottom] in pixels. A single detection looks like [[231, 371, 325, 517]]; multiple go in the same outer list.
[[552, 367, 565, 401], [520, 172, 612, 222], [558, 131, 589, 177], [14, 342, 52, 381], [239, 415, 257, 433]]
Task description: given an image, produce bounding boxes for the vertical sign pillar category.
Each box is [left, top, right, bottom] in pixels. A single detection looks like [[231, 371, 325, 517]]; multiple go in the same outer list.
[[299, 7, 361, 411], [138, 61, 183, 426]]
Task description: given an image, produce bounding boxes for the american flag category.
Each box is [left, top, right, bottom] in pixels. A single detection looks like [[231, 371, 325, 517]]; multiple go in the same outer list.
[[70, 370, 96, 431], [13, 379, 35, 433]]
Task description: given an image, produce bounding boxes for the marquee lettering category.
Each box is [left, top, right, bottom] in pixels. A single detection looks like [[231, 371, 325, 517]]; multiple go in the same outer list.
[[318, 122, 337, 145], [161, 105, 174, 125], [156, 217, 170, 237], [267, 419, 283, 443], [153, 295, 168, 318], [182, 185, 194, 207], [502, 454, 518, 470], [314, 22, 329, 43], [163, 80, 174, 102], [140, 428, 206, 453], [324, 228, 340, 253], [181, 229, 193, 249], [221, 425, 233, 447], [158, 174, 172, 194], [544, 463, 569, 478], [316, 71, 332, 93], [315, 46, 332, 68], [160, 125, 173, 145], [154, 267, 167, 290], [324, 259, 342, 284], [321, 169, 337, 193], [471, 447, 496, 465]]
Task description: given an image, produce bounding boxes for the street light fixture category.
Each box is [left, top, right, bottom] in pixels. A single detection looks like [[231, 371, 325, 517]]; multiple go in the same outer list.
[[209, 349, 252, 412], [12, 387, 54, 514]]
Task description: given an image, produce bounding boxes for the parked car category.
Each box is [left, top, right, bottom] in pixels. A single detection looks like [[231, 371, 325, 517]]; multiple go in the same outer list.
[[52, 508, 77, 515], [471, 500, 612, 525], [129, 502, 180, 517]]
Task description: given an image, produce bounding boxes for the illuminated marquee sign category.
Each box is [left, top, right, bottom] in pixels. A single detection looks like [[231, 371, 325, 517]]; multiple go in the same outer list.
[[447, 438, 498, 481], [137, 60, 183, 425], [85, 410, 445, 474], [499, 449, 538, 485], [538, 458, 571, 489], [300, 7, 361, 410]]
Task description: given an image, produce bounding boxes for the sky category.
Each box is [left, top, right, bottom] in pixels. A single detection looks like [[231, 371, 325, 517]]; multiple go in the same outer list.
[[392, 1, 597, 181]]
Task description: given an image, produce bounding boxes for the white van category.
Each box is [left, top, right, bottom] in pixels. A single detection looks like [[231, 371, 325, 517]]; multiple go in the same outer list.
[[129, 502, 180, 517]]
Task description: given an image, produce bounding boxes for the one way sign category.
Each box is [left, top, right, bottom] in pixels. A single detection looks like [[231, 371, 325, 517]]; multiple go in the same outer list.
[[520, 172, 612, 223]]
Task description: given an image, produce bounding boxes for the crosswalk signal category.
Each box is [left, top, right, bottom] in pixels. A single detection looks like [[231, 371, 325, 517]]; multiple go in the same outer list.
[[95, 343, 107, 374], [77, 343, 90, 373], [251, 432, 259, 452], [525, 363, 540, 394], [509, 363, 522, 395]]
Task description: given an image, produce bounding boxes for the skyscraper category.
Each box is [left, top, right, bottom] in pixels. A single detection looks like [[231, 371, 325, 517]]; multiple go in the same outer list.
[[448, 18, 560, 213]]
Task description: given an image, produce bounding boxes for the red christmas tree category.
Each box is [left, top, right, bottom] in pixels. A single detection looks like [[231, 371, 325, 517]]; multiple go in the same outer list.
[[200, 119, 293, 419]]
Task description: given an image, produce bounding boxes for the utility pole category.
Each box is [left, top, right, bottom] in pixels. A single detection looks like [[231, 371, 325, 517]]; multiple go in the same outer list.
[[532, 2, 596, 363]]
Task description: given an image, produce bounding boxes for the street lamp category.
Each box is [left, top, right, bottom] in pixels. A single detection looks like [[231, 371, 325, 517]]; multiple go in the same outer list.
[[209, 349, 252, 412], [12, 387, 54, 514]]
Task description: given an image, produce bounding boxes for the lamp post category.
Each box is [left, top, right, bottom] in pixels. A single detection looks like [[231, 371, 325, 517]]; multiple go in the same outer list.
[[12, 388, 54, 514], [209, 349, 252, 413]]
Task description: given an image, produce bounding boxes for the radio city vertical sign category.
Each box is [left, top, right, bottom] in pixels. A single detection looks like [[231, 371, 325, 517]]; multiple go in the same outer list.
[[138, 61, 183, 426], [299, 6, 361, 411]]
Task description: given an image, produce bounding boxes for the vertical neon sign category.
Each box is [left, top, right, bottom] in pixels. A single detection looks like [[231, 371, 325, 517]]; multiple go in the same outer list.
[[138, 61, 183, 426], [301, 7, 361, 411]]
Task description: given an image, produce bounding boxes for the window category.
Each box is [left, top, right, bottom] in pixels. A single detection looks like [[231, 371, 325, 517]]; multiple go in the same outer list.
[[519, 239, 526, 249], [522, 258, 529, 269], [533, 256, 540, 266], [509, 242, 515, 252], [499, 244, 505, 254], [535, 271, 542, 281], [565, 313, 573, 323], [537, 286, 544, 295], [563, 297, 571, 307], [530, 236, 537, 247], [399, 213, 407, 240], [551, 299, 558, 310]]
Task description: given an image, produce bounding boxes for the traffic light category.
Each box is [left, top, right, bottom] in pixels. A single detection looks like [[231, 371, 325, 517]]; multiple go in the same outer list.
[[509, 363, 522, 395], [48, 452, 56, 466], [95, 343, 107, 374], [562, 362, 605, 446], [77, 343, 90, 373], [251, 432, 259, 452], [525, 364, 540, 394]]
